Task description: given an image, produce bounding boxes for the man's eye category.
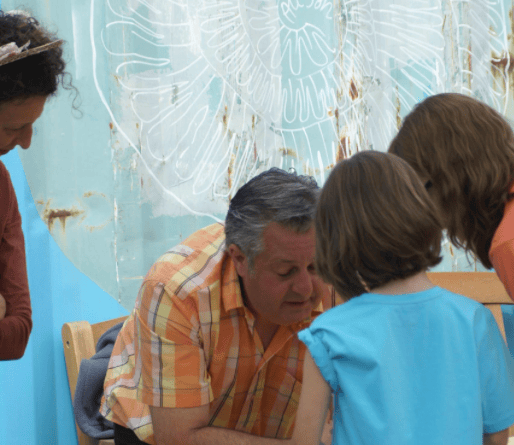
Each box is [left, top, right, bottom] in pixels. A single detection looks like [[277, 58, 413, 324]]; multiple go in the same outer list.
[[278, 269, 295, 278], [5, 127, 22, 133]]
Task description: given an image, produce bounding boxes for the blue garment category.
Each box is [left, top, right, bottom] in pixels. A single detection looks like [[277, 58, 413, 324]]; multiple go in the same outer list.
[[73, 322, 123, 439], [298, 287, 514, 445]]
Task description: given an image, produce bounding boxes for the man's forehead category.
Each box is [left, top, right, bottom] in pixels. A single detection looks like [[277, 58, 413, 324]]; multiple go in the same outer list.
[[259, 222, 316, 261]]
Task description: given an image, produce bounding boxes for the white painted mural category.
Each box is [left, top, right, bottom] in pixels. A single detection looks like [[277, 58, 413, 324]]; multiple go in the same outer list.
[[17, 0, 514, 308]]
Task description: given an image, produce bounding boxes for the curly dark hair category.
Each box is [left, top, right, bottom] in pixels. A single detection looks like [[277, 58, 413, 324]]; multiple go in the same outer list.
[[0, 10, 78, 107]]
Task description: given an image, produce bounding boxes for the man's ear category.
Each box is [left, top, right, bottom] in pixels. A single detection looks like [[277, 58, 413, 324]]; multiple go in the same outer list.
[[227, 244, 248, 277]]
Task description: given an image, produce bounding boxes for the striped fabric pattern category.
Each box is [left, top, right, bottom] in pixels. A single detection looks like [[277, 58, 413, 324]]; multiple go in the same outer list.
[[100, 223, 323, 444]]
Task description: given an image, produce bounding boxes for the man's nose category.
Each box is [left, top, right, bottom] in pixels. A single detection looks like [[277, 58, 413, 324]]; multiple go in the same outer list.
[[291, 269, 314, 297]]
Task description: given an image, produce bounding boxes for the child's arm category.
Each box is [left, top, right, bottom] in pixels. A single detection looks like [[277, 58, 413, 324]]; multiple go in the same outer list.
[[290, 350, 332, 445], [483, 428, 509, 445]]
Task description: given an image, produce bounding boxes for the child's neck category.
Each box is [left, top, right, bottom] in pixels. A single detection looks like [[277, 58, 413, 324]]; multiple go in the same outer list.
[[370, 271, 434, 295]]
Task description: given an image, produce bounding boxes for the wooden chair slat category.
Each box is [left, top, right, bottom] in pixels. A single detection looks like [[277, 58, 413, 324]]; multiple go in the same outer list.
[[62, 317, 127, 445]]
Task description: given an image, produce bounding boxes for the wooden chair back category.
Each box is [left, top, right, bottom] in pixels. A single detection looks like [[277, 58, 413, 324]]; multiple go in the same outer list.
[[62, 316, 127, 445]]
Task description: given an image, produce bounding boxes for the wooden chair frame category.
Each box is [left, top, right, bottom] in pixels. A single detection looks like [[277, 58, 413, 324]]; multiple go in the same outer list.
[[62, 316, 127, 445], [62, 272, 514, 443]]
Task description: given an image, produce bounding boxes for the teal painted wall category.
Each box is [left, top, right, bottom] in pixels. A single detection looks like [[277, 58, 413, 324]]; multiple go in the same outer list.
[[1, 1, 514, 444], [0, 10, 129, 444], [0, 150, 128, 444]]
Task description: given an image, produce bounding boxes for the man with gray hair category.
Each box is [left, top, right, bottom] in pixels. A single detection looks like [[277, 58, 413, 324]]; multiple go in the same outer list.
[[101, 168, 334, 445]]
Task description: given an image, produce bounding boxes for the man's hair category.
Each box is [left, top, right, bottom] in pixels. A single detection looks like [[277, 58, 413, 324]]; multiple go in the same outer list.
[[225, 167, 319, 266], [315, 151, 443, 299], [0, 11, 78, 106], [389, 93, 514, 268]]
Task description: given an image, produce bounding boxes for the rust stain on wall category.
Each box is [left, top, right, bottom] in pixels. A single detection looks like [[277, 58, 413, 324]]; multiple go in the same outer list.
[[337, 135, 348, 162], [43, 207, 84, 232], [491, 8, 514, 106], [222, 105, 228, 127], [349, 78, 358, 101], [279, 147, 297, 157], [83, 191, 107, 199], [395, 86, 401, 130], [227, 153, 236, 197], [491, 53, 513, 72], [334, 108, 347, 162]]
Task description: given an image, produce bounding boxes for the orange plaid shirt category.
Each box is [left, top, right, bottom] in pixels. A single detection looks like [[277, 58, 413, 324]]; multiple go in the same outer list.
[[100, 223, 329, 444]]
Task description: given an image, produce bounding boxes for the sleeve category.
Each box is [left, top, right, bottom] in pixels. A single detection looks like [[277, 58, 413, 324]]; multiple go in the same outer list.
[[134, 279, 212, 409], [0, 167, 32, 360], [298, 327, 337, 390], [476, 306, 514, 433], [490, 240, 514, 301]]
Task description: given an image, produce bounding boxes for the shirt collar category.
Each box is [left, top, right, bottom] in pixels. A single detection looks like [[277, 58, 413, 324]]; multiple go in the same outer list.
[[221, 248, 246, 311]]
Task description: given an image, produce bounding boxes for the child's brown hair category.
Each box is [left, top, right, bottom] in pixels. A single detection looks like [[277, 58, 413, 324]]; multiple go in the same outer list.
[[388, 93, 514, 268], [315, 151, 443, 299]]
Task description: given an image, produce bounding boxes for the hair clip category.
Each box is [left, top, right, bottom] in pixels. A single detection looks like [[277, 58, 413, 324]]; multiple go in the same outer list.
[[0, 41, 30, 62], [0, 39, 63, 67]]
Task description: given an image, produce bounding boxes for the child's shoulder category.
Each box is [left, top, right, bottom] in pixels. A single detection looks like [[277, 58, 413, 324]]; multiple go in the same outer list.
[[434, 286, 487, 312], [314, 286, 488, 324]]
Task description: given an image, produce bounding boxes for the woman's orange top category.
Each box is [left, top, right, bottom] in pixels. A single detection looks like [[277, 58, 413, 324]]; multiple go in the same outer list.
[[489, 181, 514, 301]]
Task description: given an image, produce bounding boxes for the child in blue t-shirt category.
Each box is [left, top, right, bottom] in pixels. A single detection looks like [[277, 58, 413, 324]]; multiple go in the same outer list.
[[292, 151, 514, 445]]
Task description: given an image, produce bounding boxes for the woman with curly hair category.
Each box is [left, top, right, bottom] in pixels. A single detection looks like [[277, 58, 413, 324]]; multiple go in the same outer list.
[[0, 10, 77, 360], [388, 93, 514, 301]]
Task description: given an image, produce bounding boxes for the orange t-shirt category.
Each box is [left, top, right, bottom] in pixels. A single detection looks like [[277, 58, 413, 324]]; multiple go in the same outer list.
[[489, 182, 514, 301]]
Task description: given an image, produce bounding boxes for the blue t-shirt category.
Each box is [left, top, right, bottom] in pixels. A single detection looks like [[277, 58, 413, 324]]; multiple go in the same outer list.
[[298, 286, 514, 444]]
